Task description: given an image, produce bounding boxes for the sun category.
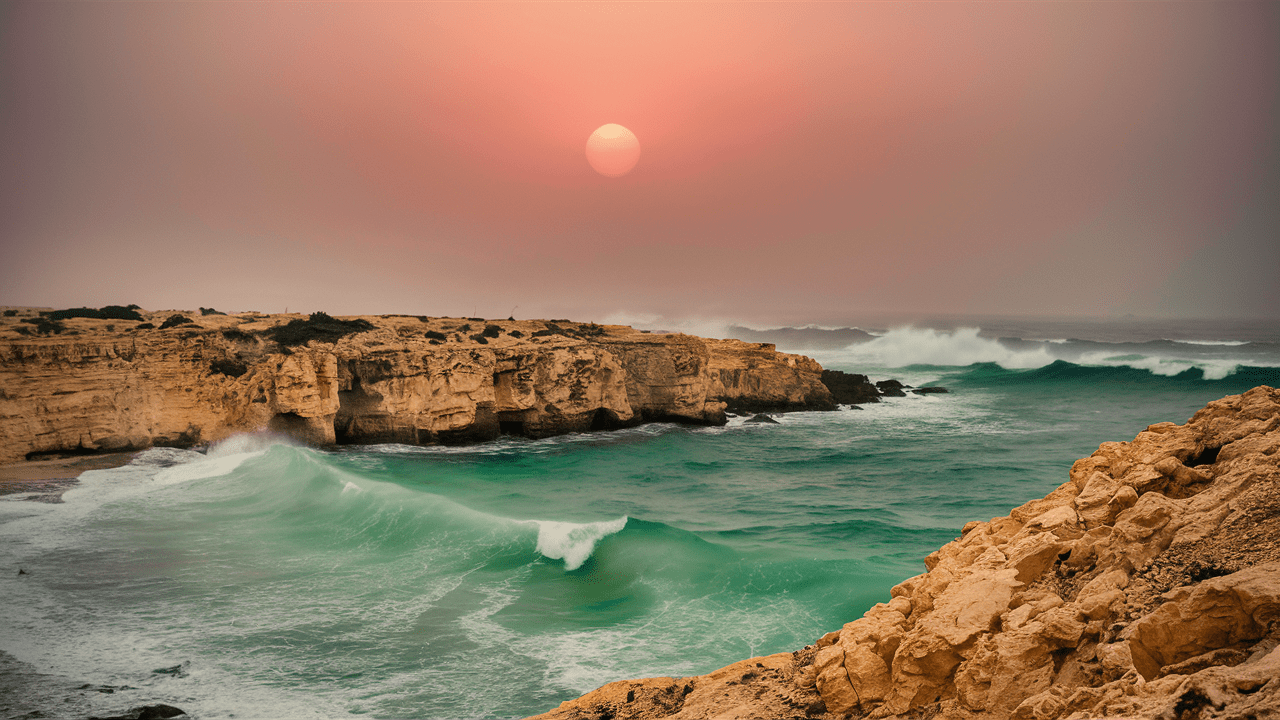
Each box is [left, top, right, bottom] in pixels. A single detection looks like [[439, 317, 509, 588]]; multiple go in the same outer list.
[[585, 124, 641, 178]]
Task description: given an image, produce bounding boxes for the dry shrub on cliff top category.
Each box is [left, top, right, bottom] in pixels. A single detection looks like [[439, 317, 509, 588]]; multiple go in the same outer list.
[[44, 305, 144, 322], [159, 314, 196, 330], [266, 312, 375, 348], [20, 317, 65, 335]]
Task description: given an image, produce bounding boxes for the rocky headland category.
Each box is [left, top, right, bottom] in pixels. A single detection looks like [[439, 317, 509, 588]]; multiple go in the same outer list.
[[0, 307, 908, 465], [532, 386, 1280, 720]]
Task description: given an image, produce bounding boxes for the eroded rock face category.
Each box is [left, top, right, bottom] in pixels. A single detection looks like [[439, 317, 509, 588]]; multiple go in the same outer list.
[[531, 387, 1280, 720], [0, 312, 834, 463]]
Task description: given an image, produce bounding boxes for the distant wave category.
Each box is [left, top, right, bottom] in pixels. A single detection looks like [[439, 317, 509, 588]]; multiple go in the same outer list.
[[1170, 339, 1250, 346], [807, 326, 1280, 381], [1071, 351, 1240, 380], [816, 327, 1055, 369]]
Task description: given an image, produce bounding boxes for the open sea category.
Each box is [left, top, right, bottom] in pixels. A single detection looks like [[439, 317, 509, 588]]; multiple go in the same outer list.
[[2, 319, 1279, 719]]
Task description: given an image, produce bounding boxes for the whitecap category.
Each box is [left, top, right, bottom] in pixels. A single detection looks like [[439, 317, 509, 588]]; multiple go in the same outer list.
[[1169, 339, 1250, 347], [1073, 351, 1243, 381], [813, 326, 1055, 369], [531, 517, 628, 570]]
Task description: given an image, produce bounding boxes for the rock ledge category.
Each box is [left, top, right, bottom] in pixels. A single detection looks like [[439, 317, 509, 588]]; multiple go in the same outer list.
[[0, 310, 837, 463], [531, 386, 1280, 720]]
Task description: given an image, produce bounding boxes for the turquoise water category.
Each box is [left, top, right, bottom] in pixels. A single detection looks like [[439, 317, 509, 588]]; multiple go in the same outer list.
[[2, 324, 1278, 719]]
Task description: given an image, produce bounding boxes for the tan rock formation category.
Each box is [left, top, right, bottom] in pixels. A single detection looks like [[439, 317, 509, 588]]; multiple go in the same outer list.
[[531, 386, 1280, 720], [0, 310, 833, 464]]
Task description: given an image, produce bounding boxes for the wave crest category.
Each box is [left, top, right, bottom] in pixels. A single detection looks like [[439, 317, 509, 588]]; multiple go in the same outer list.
[[533, 517, 628, 571], [803, 326, 1278, 381], [830, 327, 1055, 369]]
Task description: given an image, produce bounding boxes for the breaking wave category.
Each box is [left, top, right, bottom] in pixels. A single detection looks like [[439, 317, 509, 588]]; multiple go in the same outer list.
[[807, 327, 1280, 381], [533, 517, 629, 571]]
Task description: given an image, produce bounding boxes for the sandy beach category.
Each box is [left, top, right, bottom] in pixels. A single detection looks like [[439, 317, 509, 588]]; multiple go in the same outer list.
[[0, 453, 134, 502]]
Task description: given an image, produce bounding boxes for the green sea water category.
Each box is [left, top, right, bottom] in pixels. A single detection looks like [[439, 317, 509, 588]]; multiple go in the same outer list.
[[2, 324, 1278, 719]]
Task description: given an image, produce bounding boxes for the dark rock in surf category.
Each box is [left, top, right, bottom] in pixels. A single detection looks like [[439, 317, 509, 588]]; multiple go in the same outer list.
[[88, 704, 187, 720], [821, 370, 881, 405], [745, 414, 780, 424], [911, 386, 949, 395], [875, 380, 908, 397]]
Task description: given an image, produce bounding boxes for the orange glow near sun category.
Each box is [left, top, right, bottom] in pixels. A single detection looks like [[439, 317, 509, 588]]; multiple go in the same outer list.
[[585, 124, 641, 177]]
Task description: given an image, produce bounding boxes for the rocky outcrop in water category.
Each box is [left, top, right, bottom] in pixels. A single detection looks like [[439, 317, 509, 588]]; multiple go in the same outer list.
[[0, 310, 835, 463], [531, 386, 1280, 720], [821, 370, 883, 405]]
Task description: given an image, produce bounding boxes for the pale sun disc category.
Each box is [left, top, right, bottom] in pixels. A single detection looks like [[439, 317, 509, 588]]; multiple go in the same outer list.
[[586, 124, 640, 178]]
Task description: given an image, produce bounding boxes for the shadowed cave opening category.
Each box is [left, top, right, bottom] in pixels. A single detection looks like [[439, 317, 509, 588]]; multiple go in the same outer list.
[[268, 412, 310, 438], [1187, 444, 1222, 467], [590, 408, 623, 431], [335, 377, 385, 444]]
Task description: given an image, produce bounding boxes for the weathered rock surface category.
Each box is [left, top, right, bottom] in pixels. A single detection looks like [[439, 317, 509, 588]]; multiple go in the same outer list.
[[0, 310, 835, 463], [531, 387, 1280, 720], [821, 370, 883, 406]]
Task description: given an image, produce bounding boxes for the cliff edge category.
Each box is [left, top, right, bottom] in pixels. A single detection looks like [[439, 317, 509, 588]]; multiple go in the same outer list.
[[0, 309, 835, 464], [531, 386, 1280, 720]]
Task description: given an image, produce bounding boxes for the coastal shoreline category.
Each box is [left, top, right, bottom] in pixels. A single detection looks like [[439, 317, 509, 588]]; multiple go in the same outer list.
[[0, 452, 134, 484], [532, 386, 1280, 720], [0, 453, 134, 504], [0, 308, 897, 464]]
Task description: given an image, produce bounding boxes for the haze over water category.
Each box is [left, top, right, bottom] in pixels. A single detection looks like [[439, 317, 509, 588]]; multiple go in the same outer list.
[[2, 319, 1278, 719]]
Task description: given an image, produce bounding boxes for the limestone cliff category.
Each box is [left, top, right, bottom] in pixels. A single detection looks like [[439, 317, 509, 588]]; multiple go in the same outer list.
[[0, 310, 834, 464], [532, 387, 1280, 720]]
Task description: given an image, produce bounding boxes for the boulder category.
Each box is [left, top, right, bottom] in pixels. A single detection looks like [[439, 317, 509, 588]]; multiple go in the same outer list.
[[821, 369, 882, 405]]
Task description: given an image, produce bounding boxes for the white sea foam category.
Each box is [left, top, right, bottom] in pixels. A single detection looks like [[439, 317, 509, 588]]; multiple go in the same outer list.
[[152, 452, 256, 486], [799, 325, 1279, 380], [815, 326, 1056, 369], [1073, 352, 1244, 380], [207, 432, 296, 457], [532, 516, 628, 570], [1170, 339, 1250, 346], [149, 433, 298, 486]]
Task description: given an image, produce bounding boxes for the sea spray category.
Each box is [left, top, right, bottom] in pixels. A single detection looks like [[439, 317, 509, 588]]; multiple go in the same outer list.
[[833, 326, 1056, 369], [1071, 350, 1244, 380], [803, 326, 1280, 382], [533, 517, 629, 570]]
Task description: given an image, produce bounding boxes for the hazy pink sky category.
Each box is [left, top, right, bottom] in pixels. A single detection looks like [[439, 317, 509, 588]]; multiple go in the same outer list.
[[2, 1, 1277, 325]]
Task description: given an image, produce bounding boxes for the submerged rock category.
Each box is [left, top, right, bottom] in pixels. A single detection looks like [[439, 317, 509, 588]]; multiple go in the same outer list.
[[88, 704, 186, 720], [876, 379, 908, 397], [745, 414, 780, 424], [531, 386, 1280, 720]]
